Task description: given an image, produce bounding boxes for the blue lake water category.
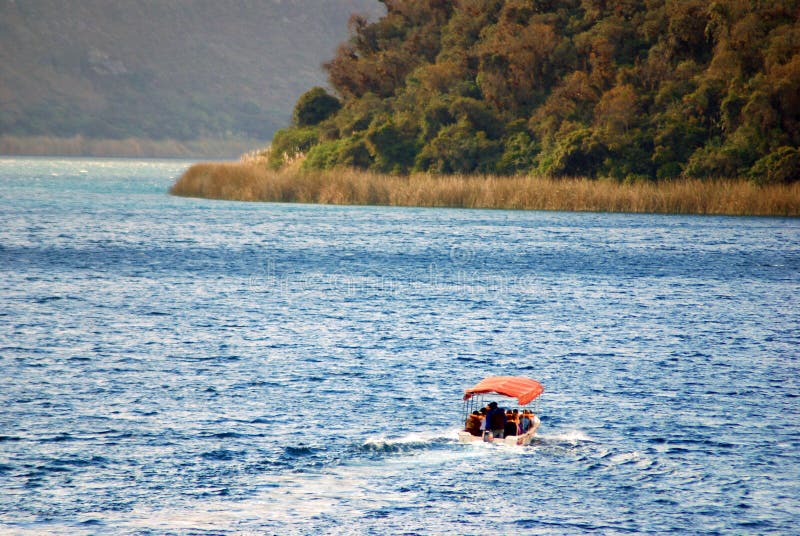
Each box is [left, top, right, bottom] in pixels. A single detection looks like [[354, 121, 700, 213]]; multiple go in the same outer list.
[[1, 157, 799, 534]]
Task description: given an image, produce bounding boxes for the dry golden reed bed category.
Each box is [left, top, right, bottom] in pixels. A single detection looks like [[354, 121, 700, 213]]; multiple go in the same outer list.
[[170, 162, 800, 216]]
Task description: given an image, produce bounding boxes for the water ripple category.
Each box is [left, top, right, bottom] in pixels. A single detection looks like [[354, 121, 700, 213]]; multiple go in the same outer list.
[[1, 158, 799, 534]]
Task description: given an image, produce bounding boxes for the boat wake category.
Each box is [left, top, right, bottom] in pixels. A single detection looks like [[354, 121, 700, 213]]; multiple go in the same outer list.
[[359, 428, 458, 454], [535, 429, 595, 445]]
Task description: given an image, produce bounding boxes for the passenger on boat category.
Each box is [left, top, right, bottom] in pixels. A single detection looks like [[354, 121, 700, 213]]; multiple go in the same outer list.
[[486, 401, 506, 438], [504, 409, 518, 438], [519, 409, 534, 433], [465, 411, 482, 436], [479, 408, 489, 440]]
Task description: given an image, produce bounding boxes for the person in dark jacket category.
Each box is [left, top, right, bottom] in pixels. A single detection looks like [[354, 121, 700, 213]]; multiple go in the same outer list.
[[485, 401, 506, 438]]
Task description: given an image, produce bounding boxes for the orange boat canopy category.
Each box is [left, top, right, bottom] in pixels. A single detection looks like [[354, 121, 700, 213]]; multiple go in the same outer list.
[[463, 376, 544, 406]]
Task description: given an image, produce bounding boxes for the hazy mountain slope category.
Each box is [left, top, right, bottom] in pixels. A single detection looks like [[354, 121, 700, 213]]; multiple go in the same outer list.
[[0, 0, 381, 144]]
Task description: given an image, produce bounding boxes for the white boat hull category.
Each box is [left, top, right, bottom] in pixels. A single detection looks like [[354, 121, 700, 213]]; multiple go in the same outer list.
[[458, 417, 540, 446]]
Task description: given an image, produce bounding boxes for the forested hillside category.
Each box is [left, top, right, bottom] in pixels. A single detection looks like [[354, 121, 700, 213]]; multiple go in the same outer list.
[[271, 0, 800, 182], [0, 0, 381, 153]]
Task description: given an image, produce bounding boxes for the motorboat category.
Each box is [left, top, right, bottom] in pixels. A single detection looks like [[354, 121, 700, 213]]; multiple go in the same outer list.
[[459, 375, 543, 446]]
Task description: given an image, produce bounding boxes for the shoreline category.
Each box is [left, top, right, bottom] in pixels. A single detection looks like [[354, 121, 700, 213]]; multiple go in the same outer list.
[[0, 135, 265, 160], [169, 161, 800, 217]]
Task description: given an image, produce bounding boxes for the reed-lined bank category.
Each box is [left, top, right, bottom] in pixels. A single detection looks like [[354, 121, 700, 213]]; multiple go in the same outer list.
[[170, 162, 800, 216]]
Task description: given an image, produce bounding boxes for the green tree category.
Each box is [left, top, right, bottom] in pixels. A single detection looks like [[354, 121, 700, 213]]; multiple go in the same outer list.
[[293, 87, 342, 127], [267, 126, 319, 168], [304, 135, 372, 170], [749, 146, 800, 184], [415, 118, 501, 174], [365, 117, 420, 173]]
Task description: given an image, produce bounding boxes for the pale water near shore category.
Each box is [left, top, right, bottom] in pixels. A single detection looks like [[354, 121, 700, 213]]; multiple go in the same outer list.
[[1, 158, 799, 534]]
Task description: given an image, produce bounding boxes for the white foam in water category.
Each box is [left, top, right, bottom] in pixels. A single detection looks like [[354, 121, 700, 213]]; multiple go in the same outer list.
[[118, 430, 504, 532], [362, 428, 492, 469], [608, 451, 641, 465], [114, 469, 415, 532], [538, 429, 594, 444], [363, 427, 458, 448]]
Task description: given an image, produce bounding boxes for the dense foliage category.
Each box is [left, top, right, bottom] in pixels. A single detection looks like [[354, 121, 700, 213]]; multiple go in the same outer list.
[[271, 0, 800, 182]]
